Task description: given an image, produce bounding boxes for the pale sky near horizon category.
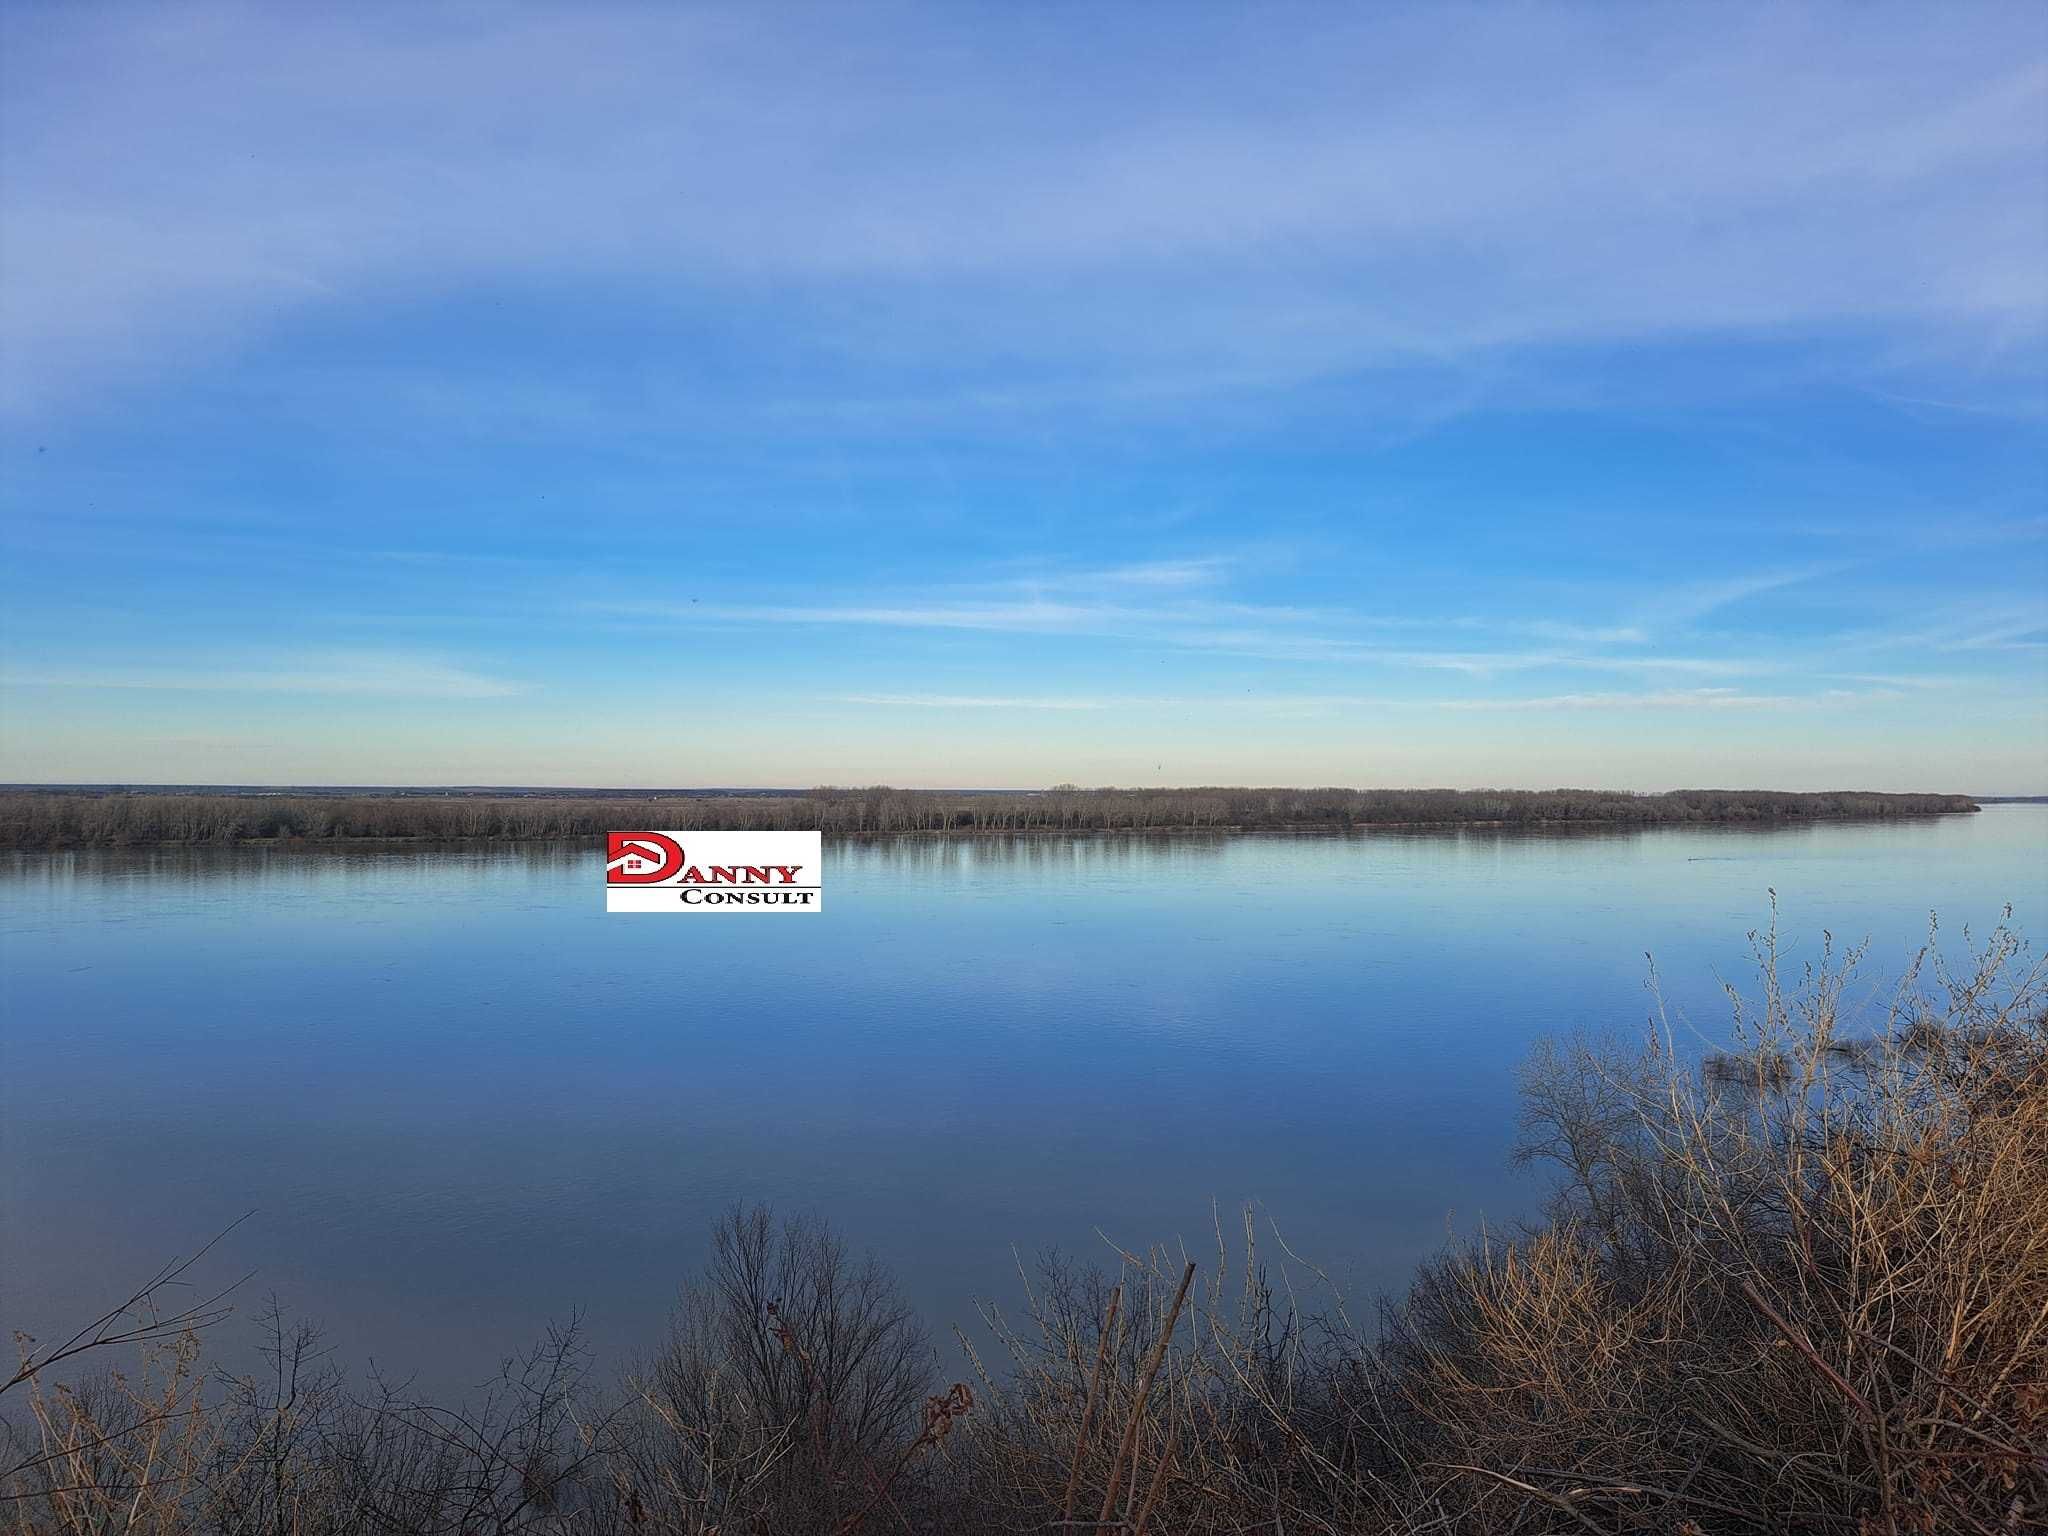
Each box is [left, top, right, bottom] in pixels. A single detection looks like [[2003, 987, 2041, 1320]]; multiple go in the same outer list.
[[1, 2, 2044, 792]]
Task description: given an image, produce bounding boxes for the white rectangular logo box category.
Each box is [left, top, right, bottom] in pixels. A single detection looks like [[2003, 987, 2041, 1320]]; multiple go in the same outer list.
[[604, 831, 822, 913]]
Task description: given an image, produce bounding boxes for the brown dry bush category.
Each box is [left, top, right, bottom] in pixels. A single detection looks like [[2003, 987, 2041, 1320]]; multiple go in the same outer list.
[[952, 909, 2047, 1533], [3, 1301, 615, 1535], [596, 1205, 937, 1535], [1390, 906, 2048, 1532], [953, 1219, 1415, 1533]]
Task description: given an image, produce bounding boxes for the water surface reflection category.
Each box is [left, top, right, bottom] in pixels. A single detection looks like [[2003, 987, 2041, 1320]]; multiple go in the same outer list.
[[2, 810, 2040, 1392]]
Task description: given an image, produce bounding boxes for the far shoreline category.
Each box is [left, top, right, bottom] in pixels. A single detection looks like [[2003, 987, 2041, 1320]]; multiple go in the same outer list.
[[0, 785, 1987, 851]]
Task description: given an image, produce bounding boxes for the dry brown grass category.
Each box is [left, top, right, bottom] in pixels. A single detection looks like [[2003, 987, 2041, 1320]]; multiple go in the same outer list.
[[1394, 905, 2048, 1532], [956, 907, 2048, 1532], [6, 912, 2042, 1532]]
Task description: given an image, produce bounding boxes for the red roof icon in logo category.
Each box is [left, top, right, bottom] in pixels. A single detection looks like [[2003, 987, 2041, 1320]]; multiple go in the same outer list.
[[605, 832, 684, 884]]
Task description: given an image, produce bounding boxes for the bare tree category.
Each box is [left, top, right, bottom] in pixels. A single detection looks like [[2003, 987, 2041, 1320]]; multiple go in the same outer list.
[[608, 1205, 934, 1535]]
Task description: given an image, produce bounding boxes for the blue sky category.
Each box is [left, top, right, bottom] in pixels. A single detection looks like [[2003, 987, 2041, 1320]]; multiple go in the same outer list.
[[1, 2, 2043, 791]]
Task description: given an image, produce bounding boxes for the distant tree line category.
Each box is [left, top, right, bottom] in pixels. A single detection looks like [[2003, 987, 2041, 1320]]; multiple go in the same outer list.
[[0, 786, 1978, 848]]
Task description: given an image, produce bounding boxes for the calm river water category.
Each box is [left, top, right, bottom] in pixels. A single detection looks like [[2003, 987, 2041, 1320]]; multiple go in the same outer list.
[[3, 807, 2043, 1391]]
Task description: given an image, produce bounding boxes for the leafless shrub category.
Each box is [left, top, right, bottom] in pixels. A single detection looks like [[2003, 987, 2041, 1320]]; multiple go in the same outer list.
[[600, 1205, 939, 1535], [3, 1298, 612, 1535], [1394, 904, 2048, 1532], [952, 1216, 1413, 1534]]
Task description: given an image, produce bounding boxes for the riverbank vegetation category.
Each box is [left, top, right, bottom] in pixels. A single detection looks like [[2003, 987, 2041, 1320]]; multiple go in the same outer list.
[[6, 916, 2042, 1532], [0, 786, 1979, 848]]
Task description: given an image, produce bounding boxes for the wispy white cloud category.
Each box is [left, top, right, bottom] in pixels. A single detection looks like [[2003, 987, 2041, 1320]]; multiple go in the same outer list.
[[1821, 672, 1966, 690], [839, 693, 1115, 711], [1384, 650, 1761, 679], [1521, 621, 1651, 647], [3, 4, 2041, 413], [836, 683, 1928, 716], [614, 555, 1887, 687], [1082, 558, 1236, 590], [565, 546, 2042, 717], [833, 690, 1396, 714], [1436, 686, 1904, 712], [671, 600, 1120, 633], [1628, 565, 1845, 629], [592, 570, 1788, 682], [1930, 621, 2047, 653], [590, 578, 1333, 639], [1, 651, 525, 699], [1820, 603, 2048, 657]]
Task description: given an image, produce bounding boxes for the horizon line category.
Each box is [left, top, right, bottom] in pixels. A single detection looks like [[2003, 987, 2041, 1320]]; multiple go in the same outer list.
[[0, 782, 2019, 799]]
